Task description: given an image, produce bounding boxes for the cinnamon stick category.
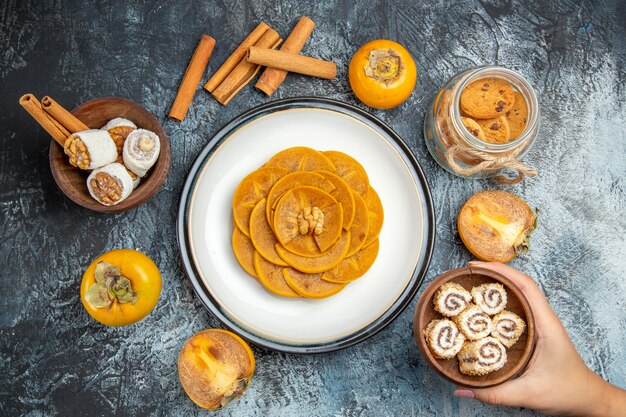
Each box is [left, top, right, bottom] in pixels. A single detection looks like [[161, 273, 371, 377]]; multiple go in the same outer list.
[[19, 94, 70, 146], [204, 22, 270, 93], [255, 16, 315, 96], [212, 29, 282, 105], [41, 96, 89, 133], [169, 34, 216, 121], [247, 47, 336, 79]]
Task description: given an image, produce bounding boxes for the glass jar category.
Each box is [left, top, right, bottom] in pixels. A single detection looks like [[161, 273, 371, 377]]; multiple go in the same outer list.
[[424, 66, 540, 182]]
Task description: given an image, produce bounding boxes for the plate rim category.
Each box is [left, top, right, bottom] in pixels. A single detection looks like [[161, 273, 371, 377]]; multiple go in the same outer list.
[[176, 96, 435, 354]]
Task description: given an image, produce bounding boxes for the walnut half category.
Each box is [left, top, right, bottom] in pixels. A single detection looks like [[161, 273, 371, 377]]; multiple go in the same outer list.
[[90, 172, 123, 205], [297, 206, 324, 235], [64, 135, 90, 169]]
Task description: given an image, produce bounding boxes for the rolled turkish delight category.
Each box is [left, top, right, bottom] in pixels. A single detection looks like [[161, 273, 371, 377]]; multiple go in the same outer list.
[[123, 129, 160, 177], [472, 283, 508, 315], [453, 304, 493, 340], [63, 129, 117, 170], [102, 117, 137, 154], [115, 155, 141, 190], [458, 337, 507, 376], [491, 310, 526, 348], [424, 319, 465, 359], [87, 163, 134, 206], [433, 282, 472, 317]]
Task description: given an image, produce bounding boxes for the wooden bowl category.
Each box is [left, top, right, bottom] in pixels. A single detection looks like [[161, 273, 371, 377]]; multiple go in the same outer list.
[[413, 265, 536, 388], [49, 97, 170, 213]]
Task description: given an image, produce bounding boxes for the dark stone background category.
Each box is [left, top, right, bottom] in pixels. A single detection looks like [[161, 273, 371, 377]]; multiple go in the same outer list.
[[1, 1, 624, 416]]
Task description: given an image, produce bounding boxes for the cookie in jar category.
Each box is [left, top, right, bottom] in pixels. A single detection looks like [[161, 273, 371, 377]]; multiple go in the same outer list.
[[424, 66, 540, 184]]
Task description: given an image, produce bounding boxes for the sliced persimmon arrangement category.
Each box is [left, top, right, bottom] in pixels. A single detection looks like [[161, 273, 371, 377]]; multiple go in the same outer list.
[[232, 146, 384, 299], [458, 190, 536, 263]]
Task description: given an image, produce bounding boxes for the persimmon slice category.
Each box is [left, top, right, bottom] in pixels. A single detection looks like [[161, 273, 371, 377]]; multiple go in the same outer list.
[[363, 187, 384, 247], [317, 170, 356, 230], [265, 146, 335, 172], [265, 171, 335, 225], [283, 268, 346, 299], [273, 186, 343, 255], [232, 227, 258, 278], [233, 166, 289, 236], [249, 199, 288, 266], [458, 190, 535, 263], [275, 231, 351, 274], [322, 239, 379, 284], [253, 252, 298, 297], [345, 191, 370, 257], [322, 150, 370, 196], [178, 329, 255, 410]]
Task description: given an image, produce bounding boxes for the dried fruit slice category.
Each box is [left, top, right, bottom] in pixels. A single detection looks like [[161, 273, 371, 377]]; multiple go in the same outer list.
[[345, 191, 370, 257], [317, 170, 356, 230], [249, 199, 288, 266], [178, 329, 255, 410], [363, 187, 384, 247], [322, 239, 379, 284], [275, 231, 351, 274], [265, 146, 335, 172], [233, 166, 289, 237], [232, 227, 258, 278], [253, 252, 298, 298], [273, 186, 343, 255], [283, 268, 346, 299], [458, 190, 536, 263], [265, 171, 335, 225], [323, 150, 370, 196]]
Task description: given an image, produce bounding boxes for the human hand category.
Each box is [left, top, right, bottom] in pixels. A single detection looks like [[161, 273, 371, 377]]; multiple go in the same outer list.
[[453, 261, 626, 416]]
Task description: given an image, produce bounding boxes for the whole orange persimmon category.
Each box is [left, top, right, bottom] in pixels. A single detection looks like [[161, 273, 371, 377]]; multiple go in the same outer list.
[[80, 249, 162, 326], [349, 39, 417, 109]]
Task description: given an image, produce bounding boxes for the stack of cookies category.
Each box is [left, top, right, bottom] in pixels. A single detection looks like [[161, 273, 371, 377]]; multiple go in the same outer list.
[[460, 78, 528, 144]]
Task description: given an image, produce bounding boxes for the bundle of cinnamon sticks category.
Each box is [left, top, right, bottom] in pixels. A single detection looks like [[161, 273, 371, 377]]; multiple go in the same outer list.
[[169, 16, 336, 121], [19, 94, 89, 145]]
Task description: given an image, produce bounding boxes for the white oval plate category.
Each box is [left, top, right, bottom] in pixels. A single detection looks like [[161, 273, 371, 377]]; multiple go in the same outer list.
[[178, 98, 434, 353]]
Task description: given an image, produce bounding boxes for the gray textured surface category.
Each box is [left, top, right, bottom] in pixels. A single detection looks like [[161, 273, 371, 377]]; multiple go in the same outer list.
[[1, 0, 625, 416]]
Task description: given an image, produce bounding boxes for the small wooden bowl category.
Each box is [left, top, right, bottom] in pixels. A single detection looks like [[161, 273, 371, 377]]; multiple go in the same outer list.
[[413, 265, 536, 388], [49, 97, 171, 213]]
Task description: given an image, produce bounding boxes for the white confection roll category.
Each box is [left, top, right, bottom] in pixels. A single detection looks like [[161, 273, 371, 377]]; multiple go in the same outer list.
[[453, 304, 493, 340], [123, 129, 161, 177], [424, 319, 466, 359], [472, 283, 508, 315], [102, 117, 137, 130], [87, 163, 134, 206], [433, 282, 472, 317], [65, 129, 117, 170], [458, 337, 508, 376], [103, 118, 137, 154], [491, 310, 526, 348]]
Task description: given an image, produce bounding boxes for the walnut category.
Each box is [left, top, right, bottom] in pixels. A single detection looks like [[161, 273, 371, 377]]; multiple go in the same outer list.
[[108, 126, 135, 154], [89, 172, 123, 205], [297, 206, 324, 235], [64, 135, 90, 169]]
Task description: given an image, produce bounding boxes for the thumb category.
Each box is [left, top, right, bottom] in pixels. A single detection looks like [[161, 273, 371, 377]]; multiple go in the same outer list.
[[454, 380, 528, 407]]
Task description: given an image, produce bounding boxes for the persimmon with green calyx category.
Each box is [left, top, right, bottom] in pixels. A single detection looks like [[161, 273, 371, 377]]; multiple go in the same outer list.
[[349, 39, 417, 109], [80, 249, 161, 326], [178, 329, 255, 410], [458, 190, 536, 263]]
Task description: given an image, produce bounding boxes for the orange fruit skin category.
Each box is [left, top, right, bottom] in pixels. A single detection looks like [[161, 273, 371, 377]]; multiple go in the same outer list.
[[457, 190, 535, 263], [80, 249, 161, 326], [348, 39, 417, 109], [178, 329, 255, 410]]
